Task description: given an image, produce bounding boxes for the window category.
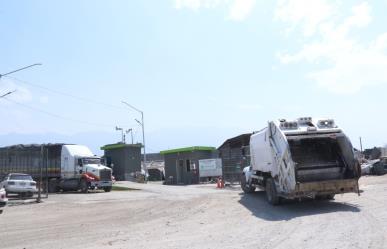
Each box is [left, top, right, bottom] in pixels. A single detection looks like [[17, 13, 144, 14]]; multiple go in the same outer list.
[[190, 161, 196, 170], [186, 159, 190, 172], [10, 174, 33, 181], [82, 158, 101, 165]]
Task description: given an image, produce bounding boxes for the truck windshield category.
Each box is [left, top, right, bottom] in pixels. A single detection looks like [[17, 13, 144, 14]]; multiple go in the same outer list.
[[82, 158, 101, 165]]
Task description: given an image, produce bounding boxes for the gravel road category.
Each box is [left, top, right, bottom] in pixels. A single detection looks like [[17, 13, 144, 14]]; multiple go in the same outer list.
[[1, 175, 386, 249]]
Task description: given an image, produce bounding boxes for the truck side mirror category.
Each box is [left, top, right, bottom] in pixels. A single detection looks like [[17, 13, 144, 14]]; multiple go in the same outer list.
[[78, 159, 83, 166]]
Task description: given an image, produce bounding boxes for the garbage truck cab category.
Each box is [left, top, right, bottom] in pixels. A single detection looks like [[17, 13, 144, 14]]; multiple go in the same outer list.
[[242, 117, 361, 205]]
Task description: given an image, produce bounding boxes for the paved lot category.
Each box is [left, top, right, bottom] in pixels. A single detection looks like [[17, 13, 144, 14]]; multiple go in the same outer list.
[[1, 175, 387, 249]]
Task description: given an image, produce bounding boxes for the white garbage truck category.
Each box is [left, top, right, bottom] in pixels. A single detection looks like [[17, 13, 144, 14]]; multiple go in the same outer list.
[[241, 117, 360, 205], [0, 144, 113, 193]]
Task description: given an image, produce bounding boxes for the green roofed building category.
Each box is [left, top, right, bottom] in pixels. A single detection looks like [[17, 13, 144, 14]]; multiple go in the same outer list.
[[101, 143, 142, 181], [160, 146, 217, 185]]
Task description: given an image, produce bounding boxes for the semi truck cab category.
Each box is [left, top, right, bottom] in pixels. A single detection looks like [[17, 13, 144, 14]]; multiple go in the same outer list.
[[56, 145, 113, 192], [78, 157, 112, 190]]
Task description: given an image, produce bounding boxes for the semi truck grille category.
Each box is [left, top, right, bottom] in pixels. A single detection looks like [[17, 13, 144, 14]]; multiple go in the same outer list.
[[99, 169, 112, 181]]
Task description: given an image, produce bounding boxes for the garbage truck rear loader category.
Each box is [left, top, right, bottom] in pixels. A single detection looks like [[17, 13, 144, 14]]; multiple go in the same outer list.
[[241, 117, 361, 205]]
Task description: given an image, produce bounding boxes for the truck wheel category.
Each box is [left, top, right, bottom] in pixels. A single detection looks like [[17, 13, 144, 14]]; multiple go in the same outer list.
[[315, 194, 335, 200], [80, 179, 88, 193], [48, 179, 59, 193], [103, 186, 112, 192], [240, 174, 255, 194], [265, 178, 280, 205]]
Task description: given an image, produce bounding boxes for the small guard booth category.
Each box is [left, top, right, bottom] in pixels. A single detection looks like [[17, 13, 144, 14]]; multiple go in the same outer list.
[[101, 143, 142, 181], [161, 146, 217, 185]]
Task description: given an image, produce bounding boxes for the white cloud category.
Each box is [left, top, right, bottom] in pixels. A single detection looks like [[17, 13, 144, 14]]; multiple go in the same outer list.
[[228, 0, 256, 21], [275, 0, 339, 36], [276, 1, 387, 94], [174, 0, 256, 21], [174, 0, 222, 10], [39, 96, 49, 104]]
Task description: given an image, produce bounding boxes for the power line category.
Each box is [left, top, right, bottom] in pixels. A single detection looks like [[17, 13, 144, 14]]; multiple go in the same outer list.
[[1, 97, 134, 128], [4, 76, 129, 110]]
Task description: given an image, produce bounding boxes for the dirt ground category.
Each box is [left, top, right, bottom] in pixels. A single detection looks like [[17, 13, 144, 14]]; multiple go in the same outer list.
[[1, 175, 387, 249]]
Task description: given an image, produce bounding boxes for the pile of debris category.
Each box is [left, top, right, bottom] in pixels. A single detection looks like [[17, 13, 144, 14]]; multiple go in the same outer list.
[[361, 157, 387, 175]]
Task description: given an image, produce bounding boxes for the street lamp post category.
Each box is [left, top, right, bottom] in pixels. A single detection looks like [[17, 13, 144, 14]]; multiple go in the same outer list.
[[0, 63, 42, 79], [0, 63, 42, 98], [115, 126, 125, 143], [126, 128, 133, 144], [121, 101, 147, 173], [0, 90, 16, 98]]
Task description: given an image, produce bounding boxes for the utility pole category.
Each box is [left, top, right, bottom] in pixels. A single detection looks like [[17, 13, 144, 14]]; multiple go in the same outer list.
[[121, 101, 147, 174], [359, 137, 363, 153], [37, 145, 43, 203]]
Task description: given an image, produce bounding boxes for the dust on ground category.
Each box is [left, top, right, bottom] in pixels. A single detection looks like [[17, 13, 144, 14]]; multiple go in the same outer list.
[[1, 175, 386, 249]]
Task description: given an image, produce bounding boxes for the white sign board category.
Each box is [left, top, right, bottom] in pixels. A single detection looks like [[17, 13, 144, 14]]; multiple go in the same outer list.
[[199, 158, 222, 177], [381, 147, 387, 157]]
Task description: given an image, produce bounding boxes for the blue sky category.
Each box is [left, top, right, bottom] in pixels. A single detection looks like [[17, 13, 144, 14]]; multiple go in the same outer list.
[[0, 0, 386, 154]]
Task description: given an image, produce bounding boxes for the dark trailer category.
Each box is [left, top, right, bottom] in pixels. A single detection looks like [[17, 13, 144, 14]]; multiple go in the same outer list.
[[0, 144, 63, 179], [218, 133, 252, 184]]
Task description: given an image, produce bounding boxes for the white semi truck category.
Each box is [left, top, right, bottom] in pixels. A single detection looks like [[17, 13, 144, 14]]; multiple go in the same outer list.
[[241, 117, 361, 205], [0, 144, 113, 193]]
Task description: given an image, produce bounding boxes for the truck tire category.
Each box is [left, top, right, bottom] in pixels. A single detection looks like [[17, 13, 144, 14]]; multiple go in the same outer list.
[[240, 174, 255, 194], [316, 194, 335, 200], [103, 186, 112, 192], [79, 179, 88, 193], [265, 178, 280, 205], [19, 192, 26, 199], [373, 163, 385, 175], [48, 179, 59, 193]]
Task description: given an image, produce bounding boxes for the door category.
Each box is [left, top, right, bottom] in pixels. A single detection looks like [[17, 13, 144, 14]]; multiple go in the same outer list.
[[176, 160, 184, 184]]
